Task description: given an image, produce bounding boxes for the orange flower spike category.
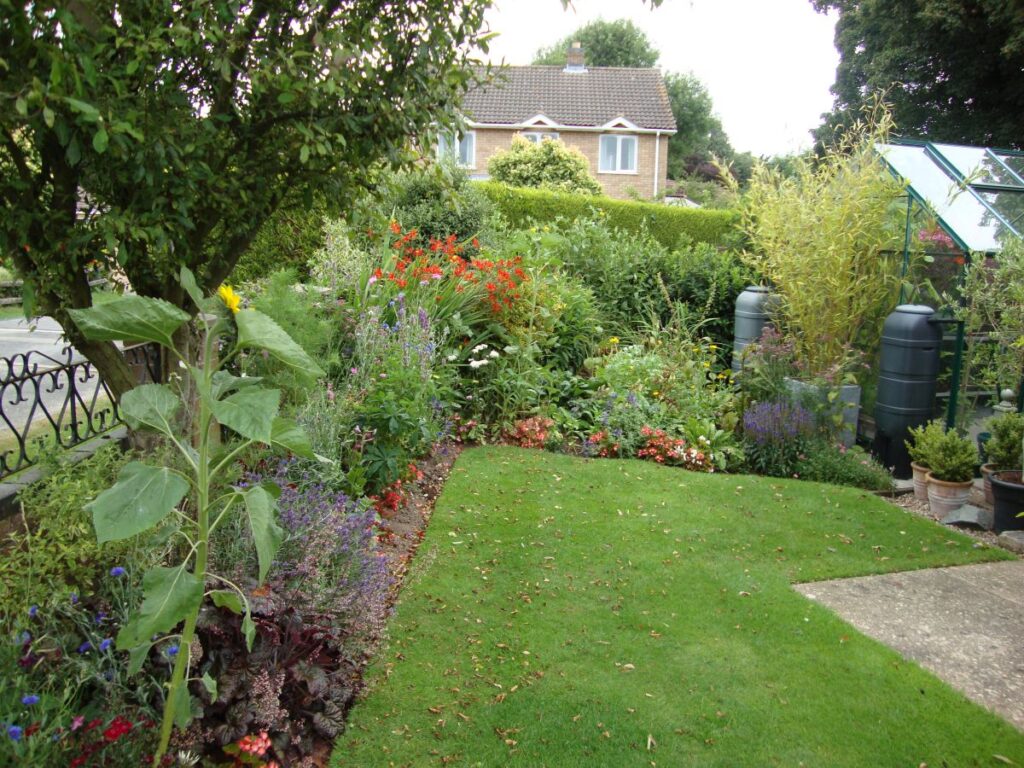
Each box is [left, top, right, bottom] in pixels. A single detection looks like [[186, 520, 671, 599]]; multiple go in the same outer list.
[[389, 220, 401, 234]]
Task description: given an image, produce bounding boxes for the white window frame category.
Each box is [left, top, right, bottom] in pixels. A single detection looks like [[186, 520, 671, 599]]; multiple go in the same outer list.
[[521, 131, 560, 144], [598, 134, 638, 174], [438, 130, 476, 168]]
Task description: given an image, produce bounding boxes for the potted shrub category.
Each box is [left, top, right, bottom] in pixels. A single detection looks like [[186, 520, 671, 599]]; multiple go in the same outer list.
[[982, 412, 1024, 506], [957, 238, 1024, 529], [921, 428, 978, 517], [905, 420, 945, 502]]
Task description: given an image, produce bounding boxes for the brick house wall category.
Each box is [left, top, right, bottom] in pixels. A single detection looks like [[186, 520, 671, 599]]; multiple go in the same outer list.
[[468, 128, 669, 201]]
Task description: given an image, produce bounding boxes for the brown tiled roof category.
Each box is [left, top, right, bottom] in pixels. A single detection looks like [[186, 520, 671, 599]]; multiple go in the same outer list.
[[462, 65, 677, 132]]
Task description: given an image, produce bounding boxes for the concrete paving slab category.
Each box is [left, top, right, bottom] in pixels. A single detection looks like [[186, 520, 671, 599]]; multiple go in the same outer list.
[[794, 560, 1024, 731], [1001, 532, 1024, 555], [940, 503, 993, 530]]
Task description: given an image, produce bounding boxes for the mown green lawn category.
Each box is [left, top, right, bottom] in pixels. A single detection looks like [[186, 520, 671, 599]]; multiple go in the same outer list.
[[334, 446, 1022, 767]]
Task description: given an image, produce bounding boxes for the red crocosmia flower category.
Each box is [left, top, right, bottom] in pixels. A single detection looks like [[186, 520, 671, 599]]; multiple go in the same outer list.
[[471, 237, 480, 248], [389, 220, 401, 234]]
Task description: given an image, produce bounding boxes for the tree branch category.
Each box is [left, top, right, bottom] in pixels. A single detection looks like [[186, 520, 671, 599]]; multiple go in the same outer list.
[[1, 128, 32, 185]]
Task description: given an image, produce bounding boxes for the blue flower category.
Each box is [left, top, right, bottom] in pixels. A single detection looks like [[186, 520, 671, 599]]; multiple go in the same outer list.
[[21, 695, 39, 706], [94, 611, 107, 625], [109, 566, 126, 577], [165, 644, 179, 658], [77, 641, 92, 654], [99, 638, 112, 652], [6, 725, 22, 742], [69, 593, 78, 605], [28, 605, 37, 618]]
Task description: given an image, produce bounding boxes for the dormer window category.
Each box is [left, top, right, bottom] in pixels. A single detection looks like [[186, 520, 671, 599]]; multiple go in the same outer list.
[[599, 134, 637, 173], [438, 131, 476, 168], [521, 132, 560, 144]]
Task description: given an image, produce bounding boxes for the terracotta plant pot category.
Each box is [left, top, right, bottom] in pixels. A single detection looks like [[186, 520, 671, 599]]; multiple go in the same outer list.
[[925, 471, 973, 517], [991, 470, 1024, 532], [980, 463, 997, 506], [910, 461, 930, 502]]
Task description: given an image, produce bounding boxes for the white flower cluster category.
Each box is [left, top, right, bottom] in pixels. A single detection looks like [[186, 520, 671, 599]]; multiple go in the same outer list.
[[468, 343, 500, 369]]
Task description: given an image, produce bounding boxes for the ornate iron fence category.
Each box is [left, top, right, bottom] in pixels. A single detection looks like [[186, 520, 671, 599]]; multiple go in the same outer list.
[[0, 344, 160, 478]]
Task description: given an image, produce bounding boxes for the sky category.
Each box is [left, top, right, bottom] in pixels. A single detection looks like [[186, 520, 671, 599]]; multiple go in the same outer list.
[[479, 0, 840, 158]]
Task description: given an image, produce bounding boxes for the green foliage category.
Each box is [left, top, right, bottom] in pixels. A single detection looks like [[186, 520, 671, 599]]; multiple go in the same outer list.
[[232, 194, 331, 284], [478, 181, 737, 249], [356, 162, 492, 247], [69, 269, 316, 762], [905, 420, 947, 468], [985, 412, 1024, 470], [920, 428, 977, 483], [504, 216, 747, 340], [812, 0, 1024, 149], [956, 239, 1024, 397], [487, 138, 602, 196], [532, 18, 659, 67], [663, 72, 733, 177], [796, 443, 894, 492], [1, 590, 165, 765], [666, 176, 738, 209], [736, 107, 905, 379], [0, 446, 143, 610], [1, 0, 491, 395], [248, 269, 336, 403]]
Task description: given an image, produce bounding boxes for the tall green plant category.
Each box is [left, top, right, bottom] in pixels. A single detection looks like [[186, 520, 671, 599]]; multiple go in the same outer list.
[[735, 104, 905, 379], [68, 268, 323, 765]]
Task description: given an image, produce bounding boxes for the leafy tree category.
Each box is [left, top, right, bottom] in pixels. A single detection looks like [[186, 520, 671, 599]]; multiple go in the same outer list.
[[488, 137, 602, 195], [663, 72, 734, 178], [533, 18, 659, 68], [813, 0, 1024, 148], [0, 0, 490, 398]]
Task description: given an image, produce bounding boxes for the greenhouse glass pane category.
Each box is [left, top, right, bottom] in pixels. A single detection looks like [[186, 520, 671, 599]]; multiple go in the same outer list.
[[932, 144, 1023, 187], [977, 190, 1024, 231], [997, 154, 1024, 180], [878, 143, 1007, 251]]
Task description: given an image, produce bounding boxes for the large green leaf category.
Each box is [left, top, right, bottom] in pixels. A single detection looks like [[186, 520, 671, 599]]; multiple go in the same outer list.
[[87, 462, 189, 543], [243, 485, 283, 584], [210, 590, 243, 614], [116, 565, 204, 650], [270, 416, 315, 459], [235, 309, 325, 379], [68, 295, 190, 347], [211, 387, 280, 443], [178, 266, 205, 309], [211, 370, 263, 400], [119, 383, 179, 436]]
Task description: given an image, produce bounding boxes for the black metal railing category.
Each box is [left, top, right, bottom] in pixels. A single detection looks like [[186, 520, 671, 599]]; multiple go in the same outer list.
[[0, 344, 160, 478]]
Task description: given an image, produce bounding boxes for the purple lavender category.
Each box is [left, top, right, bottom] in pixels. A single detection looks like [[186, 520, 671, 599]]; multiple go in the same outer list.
[[743, 400, 815, 445]]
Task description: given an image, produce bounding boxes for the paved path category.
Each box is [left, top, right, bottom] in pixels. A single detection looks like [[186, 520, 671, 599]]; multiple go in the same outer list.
[[0, 316, 68, 360], [795, 560, 1024, 731]]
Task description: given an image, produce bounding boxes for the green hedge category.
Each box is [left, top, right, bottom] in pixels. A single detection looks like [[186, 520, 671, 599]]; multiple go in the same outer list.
[[476, 181, 738, 248]]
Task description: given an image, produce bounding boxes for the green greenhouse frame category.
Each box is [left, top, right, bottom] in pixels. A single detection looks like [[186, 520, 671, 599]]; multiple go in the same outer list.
[[876, 140, 1024, 425]]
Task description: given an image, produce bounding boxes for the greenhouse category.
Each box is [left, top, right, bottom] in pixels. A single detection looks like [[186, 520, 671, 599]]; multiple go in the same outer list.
[[873, 140, 1024, 431]]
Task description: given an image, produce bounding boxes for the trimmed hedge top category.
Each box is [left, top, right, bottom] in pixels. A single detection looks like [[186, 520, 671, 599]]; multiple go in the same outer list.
[[477, 181, 738, 248]]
